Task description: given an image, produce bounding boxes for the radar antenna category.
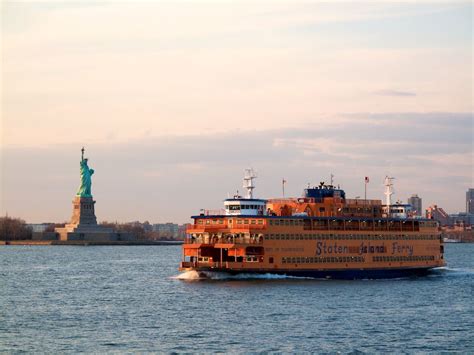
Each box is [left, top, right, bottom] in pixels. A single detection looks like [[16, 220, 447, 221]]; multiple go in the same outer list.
[[243, 168, 257, 199], [384, 176, 395, 208]]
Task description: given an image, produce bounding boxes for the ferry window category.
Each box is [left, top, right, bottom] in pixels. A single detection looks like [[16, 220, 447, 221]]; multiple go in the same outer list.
[[269, 220, 273, 225], [198, 220, 203, 225], [244, 220, 249, 224], [285, 220, 289, 226], [275, 220, 279, 226], [289, 220, 294, 226], [206, 220, 210, 224], [251, 220, 256, 224], [237, 220, 242, 224], [292, 257, 296, 264], [282, 257, 286, 264], [258, 220, 263, 225], [280, 220, 284, 225], [229, 219, 233, 224], [219, 220, 223, 224]]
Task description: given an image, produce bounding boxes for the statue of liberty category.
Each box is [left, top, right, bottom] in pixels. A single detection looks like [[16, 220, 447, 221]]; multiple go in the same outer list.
[[76, 147, 95, 197]]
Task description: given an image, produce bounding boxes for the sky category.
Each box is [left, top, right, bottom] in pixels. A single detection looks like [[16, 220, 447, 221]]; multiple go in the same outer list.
[[1, 1, 473, 224]]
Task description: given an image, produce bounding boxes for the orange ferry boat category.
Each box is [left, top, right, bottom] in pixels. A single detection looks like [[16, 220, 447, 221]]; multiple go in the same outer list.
[[179, 170, 445, 279]]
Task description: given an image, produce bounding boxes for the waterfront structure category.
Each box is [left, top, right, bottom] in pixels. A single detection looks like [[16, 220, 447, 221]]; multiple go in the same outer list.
[[449, 212, 474, 227], [408, 194, 422, 216], [179, 171, 444, 279], [467, 188, 474, 214], [153, 223, 180, 237], [426, 205, 452, 226], [55, 148, 133, 242], [27, 223, 52, 233]]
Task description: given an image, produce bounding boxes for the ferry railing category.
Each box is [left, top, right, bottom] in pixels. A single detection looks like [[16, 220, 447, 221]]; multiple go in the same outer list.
[[345, 199, 382, 206], [183, 236, 264, 245], [188, 224, 267, 232], [199, 209, 226, 216]]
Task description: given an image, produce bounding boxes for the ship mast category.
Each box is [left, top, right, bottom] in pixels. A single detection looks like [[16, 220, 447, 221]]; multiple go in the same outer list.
[[243, 168, 257, 199], [384, 176, 395, 208]]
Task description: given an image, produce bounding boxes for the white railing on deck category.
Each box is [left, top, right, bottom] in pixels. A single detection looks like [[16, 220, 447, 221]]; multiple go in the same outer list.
[[199, 209, 226, 216]]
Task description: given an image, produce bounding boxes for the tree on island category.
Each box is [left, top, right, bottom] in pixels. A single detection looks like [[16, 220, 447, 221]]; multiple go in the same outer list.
[[0, 216, 33, 241]]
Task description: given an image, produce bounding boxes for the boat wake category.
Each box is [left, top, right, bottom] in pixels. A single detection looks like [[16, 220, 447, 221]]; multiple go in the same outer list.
[[172, 271, 315, 281], [431, 266, 474, 277], [171, 270, 207, 280]]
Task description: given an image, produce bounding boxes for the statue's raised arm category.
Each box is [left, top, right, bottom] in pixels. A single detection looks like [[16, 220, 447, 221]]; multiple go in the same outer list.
[[76, 147, 94, 197]]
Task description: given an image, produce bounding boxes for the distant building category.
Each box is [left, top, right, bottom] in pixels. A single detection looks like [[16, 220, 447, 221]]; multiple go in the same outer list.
[[27, 223, 52, 233], [426, 205, 452, 226], [466, 188, 474, 214], [407, 194, 422, 216], [152, 223, 180, 238]]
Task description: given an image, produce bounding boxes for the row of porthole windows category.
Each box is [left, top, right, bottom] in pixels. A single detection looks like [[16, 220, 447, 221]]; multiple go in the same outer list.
[[198, 219, 224, 225], [196, 219, 264, 225], [236, 219, 264, 225], [373, 255, 435, 262], [266, 234, 437, 241], [419, 221, 438, 227], [282, 256, 365, 264], [269, 219, 438, 228], [270, 220, 304, 226]]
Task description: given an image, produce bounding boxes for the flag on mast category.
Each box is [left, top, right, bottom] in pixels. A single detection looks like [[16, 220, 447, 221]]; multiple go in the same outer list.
[[364, 177, 369, 200], [282, 178, 287, 197]]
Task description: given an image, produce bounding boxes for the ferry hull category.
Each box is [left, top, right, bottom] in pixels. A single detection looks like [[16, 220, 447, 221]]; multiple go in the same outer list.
[[182, 266, 434, 280]]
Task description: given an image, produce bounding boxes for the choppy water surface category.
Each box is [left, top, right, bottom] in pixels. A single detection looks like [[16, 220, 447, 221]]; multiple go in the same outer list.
[[1, 244, 473, 353]]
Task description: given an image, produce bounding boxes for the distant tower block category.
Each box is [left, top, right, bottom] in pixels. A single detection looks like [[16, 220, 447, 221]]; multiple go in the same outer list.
[[467, 188, 474, 214], [408, 194, 422, 216]]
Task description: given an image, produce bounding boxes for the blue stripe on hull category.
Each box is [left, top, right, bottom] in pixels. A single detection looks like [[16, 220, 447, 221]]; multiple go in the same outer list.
[[198, 267, 433, 280]]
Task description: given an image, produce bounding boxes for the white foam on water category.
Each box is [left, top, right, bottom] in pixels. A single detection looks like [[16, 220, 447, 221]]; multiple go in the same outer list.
[[434, 266, 474, 276], [176, 271, 317, 281], [227, 272, 315, 280], [171, 270, 205, 280]]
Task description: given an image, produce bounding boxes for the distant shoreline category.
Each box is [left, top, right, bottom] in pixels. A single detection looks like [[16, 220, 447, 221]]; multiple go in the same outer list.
[[0, 240, 183, 246]]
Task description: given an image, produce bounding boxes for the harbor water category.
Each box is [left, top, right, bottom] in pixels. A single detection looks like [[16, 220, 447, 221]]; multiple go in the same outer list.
[[1, 244, 473, 352]]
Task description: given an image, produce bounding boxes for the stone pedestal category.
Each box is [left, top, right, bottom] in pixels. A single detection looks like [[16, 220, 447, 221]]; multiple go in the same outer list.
[[55, 195, 134, 242], [68, 196, 97, 226]]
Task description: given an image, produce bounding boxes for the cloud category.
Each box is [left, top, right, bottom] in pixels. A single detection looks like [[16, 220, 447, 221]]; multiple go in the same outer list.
[[1, 112, 472, 223], [374, 89, 417, 97], [2, 2, 472, 146]]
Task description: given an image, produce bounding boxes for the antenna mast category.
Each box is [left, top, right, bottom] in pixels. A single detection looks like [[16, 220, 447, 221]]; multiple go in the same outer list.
[[384, 176, 395, 207], [243, 168, 257, 199]]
